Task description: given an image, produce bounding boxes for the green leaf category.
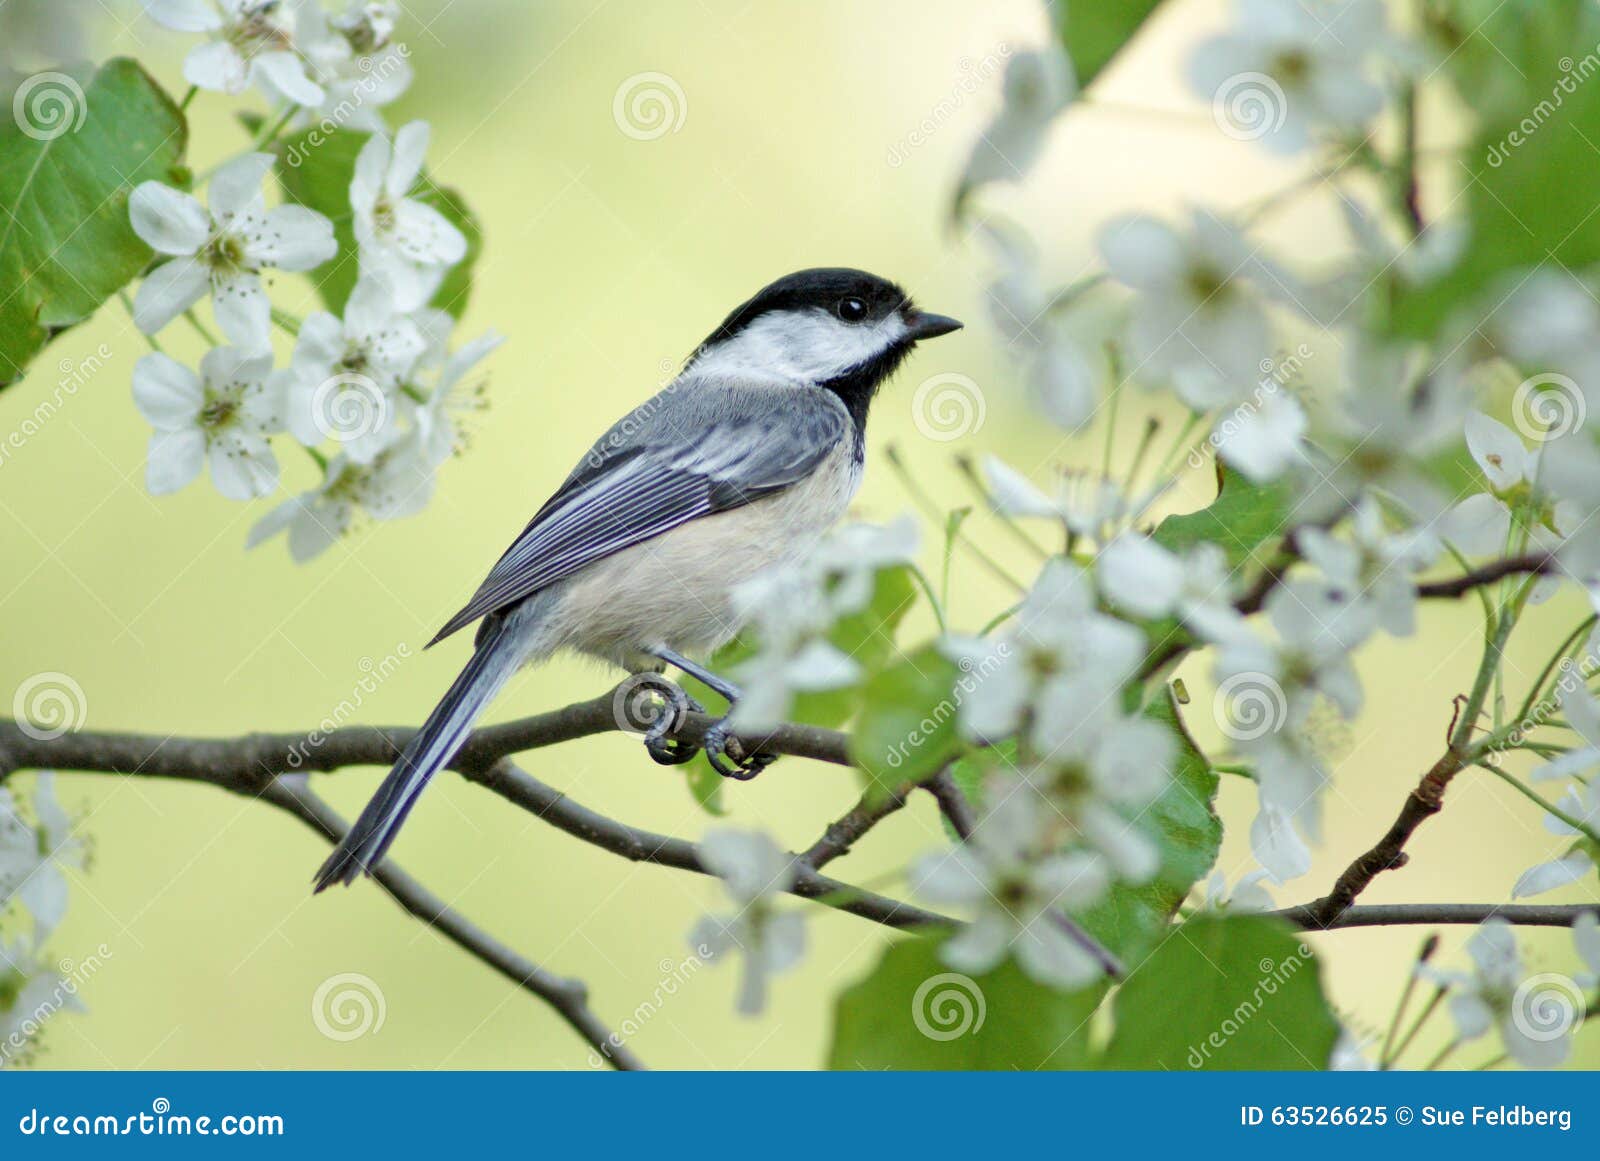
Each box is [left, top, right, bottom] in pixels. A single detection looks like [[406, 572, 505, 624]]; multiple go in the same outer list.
[[1152, 466, 1294, 571], [274, 126, 482, 319], [1393, 0, 1600, 334], [1071, 690, 1221, 960], [850, 645, 962, 803], [1056, 0, 1166, 87], [0, 59, 188, 388], [1100, 914, 1341, 1070], [827, 933, 1102, 1070]]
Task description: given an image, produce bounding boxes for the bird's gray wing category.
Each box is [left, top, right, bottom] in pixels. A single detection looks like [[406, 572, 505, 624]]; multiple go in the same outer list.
[[428, 384, 850, 647]]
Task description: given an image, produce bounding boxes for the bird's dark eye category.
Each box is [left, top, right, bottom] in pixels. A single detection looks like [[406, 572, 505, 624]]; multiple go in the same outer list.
[[836, 297, 868, 322]]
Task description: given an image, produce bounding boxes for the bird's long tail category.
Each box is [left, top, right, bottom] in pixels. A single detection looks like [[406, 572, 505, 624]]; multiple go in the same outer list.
[[313, 618, 525, 892]]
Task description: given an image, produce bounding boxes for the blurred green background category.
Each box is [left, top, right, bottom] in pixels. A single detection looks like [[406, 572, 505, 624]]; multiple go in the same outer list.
[[2, 0, 1596, 1069]]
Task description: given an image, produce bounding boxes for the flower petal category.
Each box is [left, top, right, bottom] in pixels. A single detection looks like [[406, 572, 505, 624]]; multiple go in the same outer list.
[[132, 255, 209, 334], [146, 428, 206, 494], [142, 0, 223, 32], [390, 198, 468, 266], [250, 204, 337, 271], [1512, 853, 1595, 898], [132, 352, 202, 429], [210, 270, 272, 354], [206, 151, 274, 218], [250, 51, 326, 107], [207, 433, 279, 500], [387, 120, 431, 199], [129, 183, 209, 255], [1465, 411, 1529, 490], [183, 40, 249, 94]]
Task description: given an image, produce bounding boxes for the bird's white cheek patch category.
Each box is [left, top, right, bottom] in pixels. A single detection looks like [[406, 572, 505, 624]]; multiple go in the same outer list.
[[692, 309, 907, 384]]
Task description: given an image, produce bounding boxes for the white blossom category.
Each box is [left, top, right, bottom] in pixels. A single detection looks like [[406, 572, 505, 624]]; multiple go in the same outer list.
[[1214, 389, 1308, 483], [1430, 920, 1573, 1069], [1249, 800, 1312, 884], [944, 559, 1145, 749], [350, 121, 469, 311], [1188, 0, 1390, 154], [292, 0, 412, 132], [0, 774, 83, 941], [1096, 533, 1250, 644], [911, 792, 1110, 990], [129, 152, 336, 352], [1201, 868, 1276, 913], [247, 428, 434, 561], [411, 325, 504, 468], [278, 277, 426, 462], [0, 931, 84, 1067], [1296, 499, 1437, 639], [142, 0, 325, 106], [133, 347, 282, 499], [980, 456, 1164, 544], [1099, 209, 1273, 410], [689, 828, 806, 1016], [956, 46, 1074, 201]]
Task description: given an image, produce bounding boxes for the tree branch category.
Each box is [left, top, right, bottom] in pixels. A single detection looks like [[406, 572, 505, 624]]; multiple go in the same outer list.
[[1276, 902, 1600, 930], [260, 778, 646, 1069], [1416, 553, 1554, 599]]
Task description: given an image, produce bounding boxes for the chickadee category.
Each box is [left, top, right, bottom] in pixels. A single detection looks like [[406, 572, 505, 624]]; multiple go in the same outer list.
[[314, 268, 961, 891]]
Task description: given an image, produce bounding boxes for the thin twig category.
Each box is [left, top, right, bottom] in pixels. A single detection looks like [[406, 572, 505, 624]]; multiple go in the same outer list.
[[1275, 902, 1600, 930]]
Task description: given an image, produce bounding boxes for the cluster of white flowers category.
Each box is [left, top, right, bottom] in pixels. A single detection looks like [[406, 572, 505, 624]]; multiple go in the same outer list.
[[727, 517, 920, 730], [0, 774, 87, 1066], [128, 3, 499, 561]]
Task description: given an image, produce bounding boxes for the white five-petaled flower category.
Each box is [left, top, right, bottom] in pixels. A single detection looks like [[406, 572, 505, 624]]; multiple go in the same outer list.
[[130, 152, 337, 352], [1438, 412, 1549, 555], [350, 121, 469, 311], [688, 828, 806, 1016], [956, 45, 1075, 202], [279, 277, 426, 462], [247, 428, 434, 562], [133, 347, 282, 499], [1098, 208, 1273, 410], [1187, 0, 1390, 154], [1213, 388, 1309, 483], [142, 0, 325, 106], [292, 0, 412, 133], [0, 774, 84, 941], [944, 559, 1146, 751], [1296, 498, 1438, 639], [1097, 533, 1250, 644], [911, 792, 1110, 990], [1428, 919, 1573, 1069], [410, 323, 505, 468]]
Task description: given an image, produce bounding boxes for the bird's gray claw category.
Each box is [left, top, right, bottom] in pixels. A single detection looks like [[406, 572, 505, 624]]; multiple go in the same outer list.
[[702, 720, 775, 781], [626, 674, 703, 766]]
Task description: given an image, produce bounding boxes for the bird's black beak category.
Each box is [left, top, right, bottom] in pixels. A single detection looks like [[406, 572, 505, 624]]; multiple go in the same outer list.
[[904, 310, 963, 341]]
